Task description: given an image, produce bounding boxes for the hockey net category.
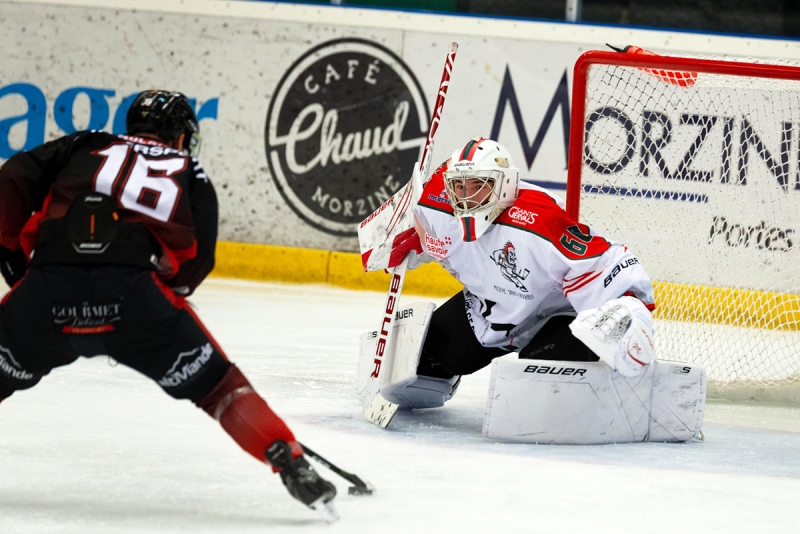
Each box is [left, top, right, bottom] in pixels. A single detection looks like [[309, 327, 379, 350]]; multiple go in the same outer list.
[[567, 50, 800, 403]]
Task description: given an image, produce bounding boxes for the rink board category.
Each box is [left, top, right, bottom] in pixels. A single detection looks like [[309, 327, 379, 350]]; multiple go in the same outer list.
[[3, 0, 800, 254], [0, 0, 797, 402]]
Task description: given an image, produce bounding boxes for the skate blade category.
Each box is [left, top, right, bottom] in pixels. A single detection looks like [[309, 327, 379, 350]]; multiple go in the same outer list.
[[310, 497, 339, 523]]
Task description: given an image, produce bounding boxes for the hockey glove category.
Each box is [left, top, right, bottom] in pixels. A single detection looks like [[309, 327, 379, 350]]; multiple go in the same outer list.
[[388, 226, 432, 270], [0, 246, 27, 287], [406, 249, 433, 270], [266, 441, 338, 518], [569, 296, 655, 377]]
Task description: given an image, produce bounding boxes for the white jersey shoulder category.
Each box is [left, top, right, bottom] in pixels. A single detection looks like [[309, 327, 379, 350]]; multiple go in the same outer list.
[[414, 169, 655, 349]]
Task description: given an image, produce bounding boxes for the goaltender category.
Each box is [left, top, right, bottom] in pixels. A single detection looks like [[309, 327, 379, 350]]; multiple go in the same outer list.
[[360, 136, 705, 443]]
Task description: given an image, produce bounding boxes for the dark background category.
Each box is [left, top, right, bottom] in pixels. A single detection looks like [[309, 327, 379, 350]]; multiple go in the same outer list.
[[264, 0, 800, 39]]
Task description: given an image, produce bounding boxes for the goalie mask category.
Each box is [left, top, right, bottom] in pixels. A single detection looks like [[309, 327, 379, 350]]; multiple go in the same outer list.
[[126, 90, 201, 157], [444, 137, 520, 242]]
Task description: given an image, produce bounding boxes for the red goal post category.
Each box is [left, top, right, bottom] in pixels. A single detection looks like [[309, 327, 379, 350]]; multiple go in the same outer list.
[[566, 49, 800, 403]]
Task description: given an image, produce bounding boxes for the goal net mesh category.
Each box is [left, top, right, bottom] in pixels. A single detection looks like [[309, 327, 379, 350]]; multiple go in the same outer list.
[[570, 51, 800, 402]]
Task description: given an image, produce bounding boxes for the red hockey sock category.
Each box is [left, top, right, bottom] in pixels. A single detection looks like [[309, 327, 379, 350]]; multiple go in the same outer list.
[[196, 364, 300, 470]]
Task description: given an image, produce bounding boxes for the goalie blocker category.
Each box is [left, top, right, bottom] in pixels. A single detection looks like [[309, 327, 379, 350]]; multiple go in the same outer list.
[[358, 302, 706, 443]]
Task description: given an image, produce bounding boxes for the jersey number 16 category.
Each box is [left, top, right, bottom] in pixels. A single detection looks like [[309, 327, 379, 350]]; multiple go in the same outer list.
[[92, 143, 186, 223]]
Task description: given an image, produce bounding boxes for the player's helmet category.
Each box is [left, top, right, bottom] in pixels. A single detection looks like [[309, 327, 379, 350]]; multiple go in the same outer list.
[[443, 137, 520, 242], [126, 90, 201, 157]]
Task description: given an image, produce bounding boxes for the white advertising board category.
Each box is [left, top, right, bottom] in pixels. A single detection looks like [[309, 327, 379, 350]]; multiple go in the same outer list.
[[1, 0, 799, 259]]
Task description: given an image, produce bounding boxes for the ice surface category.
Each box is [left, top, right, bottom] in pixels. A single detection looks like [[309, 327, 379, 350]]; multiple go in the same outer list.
[[1, 278, 800, 533]]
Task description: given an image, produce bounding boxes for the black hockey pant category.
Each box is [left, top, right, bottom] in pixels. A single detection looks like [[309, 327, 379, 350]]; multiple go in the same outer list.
[[0, 265, 230, 402], [418, 291, 599, 379]]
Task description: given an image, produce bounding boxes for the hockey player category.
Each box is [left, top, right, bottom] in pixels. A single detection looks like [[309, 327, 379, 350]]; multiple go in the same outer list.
[[0, 90, 336, 517], [386, 136, 658, 407]]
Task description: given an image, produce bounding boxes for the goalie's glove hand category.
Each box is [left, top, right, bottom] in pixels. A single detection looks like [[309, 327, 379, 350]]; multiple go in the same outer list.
[[569, 296, 655, 377], [406, 249, 433, 270], [0, 246, 27, 287], [266, 441, 337, 511], [386, 226, 431, 270]]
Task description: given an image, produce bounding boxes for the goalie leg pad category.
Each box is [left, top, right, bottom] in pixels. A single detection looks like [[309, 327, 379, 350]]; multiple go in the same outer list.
[[482, 358, 706, 443], [483, 358, 654, 444], [648, 361, 706, 442], [356, 330, 382, 409], [356, 302, 440, 409]]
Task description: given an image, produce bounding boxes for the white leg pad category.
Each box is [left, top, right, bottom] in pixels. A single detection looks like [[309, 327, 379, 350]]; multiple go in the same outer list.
[[356, 330, 384, 409], [356, 302, 442, 410], [648, 361, 706, 442], [483, 358, 653, 444], [483, 358, 705, 443]]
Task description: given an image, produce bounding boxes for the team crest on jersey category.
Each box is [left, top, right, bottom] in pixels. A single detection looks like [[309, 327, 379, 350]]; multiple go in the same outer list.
[[491, 242, 530, 292], [265, 38, 430, 237]]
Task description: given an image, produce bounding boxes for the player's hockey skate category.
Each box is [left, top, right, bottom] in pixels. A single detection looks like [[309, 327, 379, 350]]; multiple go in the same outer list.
[[266, 441, 339, 523]]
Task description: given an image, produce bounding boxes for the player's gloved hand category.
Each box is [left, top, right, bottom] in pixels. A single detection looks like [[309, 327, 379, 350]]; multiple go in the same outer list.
[[406, 249, 433, 270], [568, 296, 655, 377], [0, 246, 27, 287], [386, 226, 428, 270], [266, 441, 338, 520]]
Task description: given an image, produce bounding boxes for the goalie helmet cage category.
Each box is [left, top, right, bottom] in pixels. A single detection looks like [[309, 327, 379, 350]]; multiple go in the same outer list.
[[566, 50, 800, 404]]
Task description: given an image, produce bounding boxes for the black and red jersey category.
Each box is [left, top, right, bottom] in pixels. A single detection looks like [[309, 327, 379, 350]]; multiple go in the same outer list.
[[0, 131, 218, 294]]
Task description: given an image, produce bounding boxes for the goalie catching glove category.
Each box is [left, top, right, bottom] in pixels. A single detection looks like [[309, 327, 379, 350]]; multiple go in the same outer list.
[[569, 296, 655, 377]]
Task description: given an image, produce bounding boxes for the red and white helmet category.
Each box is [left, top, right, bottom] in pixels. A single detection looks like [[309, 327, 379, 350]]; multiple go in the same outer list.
[[444, 137, 520, 241]]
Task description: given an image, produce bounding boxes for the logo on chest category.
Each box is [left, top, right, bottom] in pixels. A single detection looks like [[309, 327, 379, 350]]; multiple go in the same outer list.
[[490, 241, 530, 293], [507, 206, 537, 225], [424, 233, 452, 260]]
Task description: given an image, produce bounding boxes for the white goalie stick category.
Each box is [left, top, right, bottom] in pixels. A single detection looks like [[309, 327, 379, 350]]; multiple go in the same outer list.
[[358, 42, 458, 428]]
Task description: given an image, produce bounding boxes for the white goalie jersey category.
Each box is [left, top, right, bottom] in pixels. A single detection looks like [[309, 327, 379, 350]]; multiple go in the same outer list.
[[414, 165, 656, 351]]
